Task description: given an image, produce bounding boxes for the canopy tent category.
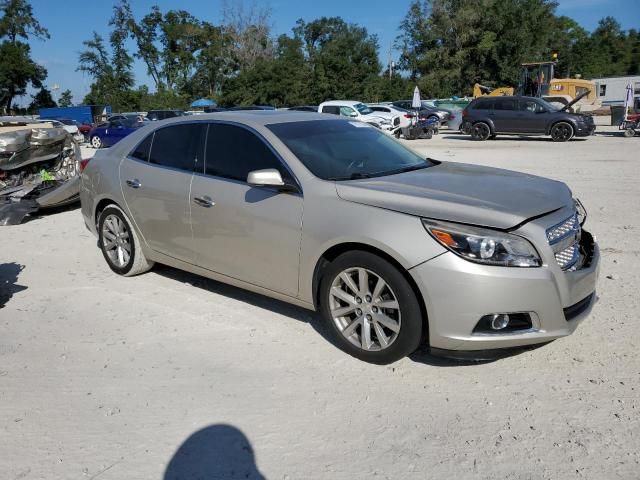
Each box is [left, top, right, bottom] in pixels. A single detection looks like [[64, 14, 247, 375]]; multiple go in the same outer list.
[[191, 98, 217, 108]]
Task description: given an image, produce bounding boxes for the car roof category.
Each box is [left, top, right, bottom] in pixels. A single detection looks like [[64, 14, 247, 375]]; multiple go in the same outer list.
[[319, 100, 363, 106], [140, 110, 338, 128]]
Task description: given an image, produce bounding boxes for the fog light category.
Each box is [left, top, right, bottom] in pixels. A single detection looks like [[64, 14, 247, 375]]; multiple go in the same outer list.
[[490, 314, 510, 330], [473, 313, 533, 334]]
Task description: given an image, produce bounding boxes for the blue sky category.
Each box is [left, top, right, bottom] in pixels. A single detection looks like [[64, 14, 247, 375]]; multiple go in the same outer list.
[[19, 0, 640, 106]]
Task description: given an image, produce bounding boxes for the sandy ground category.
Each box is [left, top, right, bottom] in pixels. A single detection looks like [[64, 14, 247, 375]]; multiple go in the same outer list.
[[1, 126, 639, 480]]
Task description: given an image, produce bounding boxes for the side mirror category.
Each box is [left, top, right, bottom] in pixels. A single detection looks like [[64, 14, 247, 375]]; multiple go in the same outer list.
[[247, 168, 298, 193], [247, 168, 284, 187]]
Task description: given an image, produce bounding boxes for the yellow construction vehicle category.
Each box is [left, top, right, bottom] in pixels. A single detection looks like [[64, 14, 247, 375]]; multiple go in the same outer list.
[[473, 58, 600, 112]]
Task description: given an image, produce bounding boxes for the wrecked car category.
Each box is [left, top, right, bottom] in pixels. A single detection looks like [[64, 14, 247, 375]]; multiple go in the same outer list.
[[0, 118, 82, 225]]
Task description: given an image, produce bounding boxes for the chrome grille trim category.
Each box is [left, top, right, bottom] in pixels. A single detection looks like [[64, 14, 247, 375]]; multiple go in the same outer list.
[[546, 213, 582, 271], [546, 214, 579, 245]]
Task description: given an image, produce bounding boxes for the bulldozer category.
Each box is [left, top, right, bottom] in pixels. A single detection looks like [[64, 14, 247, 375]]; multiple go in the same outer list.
[[473, 58, 601, 112]]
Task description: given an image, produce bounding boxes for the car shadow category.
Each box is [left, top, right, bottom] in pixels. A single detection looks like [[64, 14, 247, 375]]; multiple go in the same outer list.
[[441, 135, 588, 142], [152, 265, 537, 367], [0, 262, 28, 309], [164, 424, 265, 480], [152, 264, 333, 343]]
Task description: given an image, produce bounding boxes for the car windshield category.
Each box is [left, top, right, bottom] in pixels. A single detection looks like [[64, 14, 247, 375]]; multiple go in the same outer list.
[[354, 103, 373, 115], [267, 120, 435, 181]]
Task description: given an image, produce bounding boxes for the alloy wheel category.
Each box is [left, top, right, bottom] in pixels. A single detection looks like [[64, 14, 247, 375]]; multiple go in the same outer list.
[[329, 267, 401, 351], [552, 123, 573, 141], [91, 136, 102, 148], [101, 214, 132, 268], [471, 123, 490, 140]]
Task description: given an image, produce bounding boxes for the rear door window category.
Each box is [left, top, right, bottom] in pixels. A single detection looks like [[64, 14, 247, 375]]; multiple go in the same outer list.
[[148, 123, 206, 172], [204, 123, 290, 183], [130, 133, 153, 162], [494, 98, 517, 111]]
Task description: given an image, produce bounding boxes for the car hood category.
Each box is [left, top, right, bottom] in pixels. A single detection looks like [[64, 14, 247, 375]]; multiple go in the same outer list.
[[335, 161, 573, 229]]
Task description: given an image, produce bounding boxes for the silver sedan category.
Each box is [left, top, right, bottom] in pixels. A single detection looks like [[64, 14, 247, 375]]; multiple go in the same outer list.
[[80, 112, 599, 364]]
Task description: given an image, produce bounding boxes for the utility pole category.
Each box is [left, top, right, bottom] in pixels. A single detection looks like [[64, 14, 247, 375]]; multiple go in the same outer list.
[[388, 42, 393, 79]]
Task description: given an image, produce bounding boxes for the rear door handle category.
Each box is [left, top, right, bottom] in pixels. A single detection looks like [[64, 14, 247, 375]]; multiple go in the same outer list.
[[193, 195, 215, 208], [126, 179, 141, 189]]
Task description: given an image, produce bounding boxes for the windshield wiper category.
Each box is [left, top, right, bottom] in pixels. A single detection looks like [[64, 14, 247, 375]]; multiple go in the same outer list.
[[381, 163, 430, 176]]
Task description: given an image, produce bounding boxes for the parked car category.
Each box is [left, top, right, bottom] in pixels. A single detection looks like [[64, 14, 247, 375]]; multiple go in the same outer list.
[[287, 106, 319, 112], [147, 110, 185, 121], [88, 118, 144, 148], [39, 118, 84, 143], [391, 100, 454, 125], [366, 104, 411, 128], [318, 101, 395, 131], [81, 112, 599, 364], [462, 95, 596, 141], [109, 113, 149, 123]]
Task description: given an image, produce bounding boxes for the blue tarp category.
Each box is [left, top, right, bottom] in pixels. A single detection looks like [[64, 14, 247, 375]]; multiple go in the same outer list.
[[191, 98, 216, 107], [39, 105, 111, 124]]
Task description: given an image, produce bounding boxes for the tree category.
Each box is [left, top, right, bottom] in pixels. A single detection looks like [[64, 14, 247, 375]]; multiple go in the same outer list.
[[293, 17, 381, 103], [28, 86, 55, 111], [58, 89, 72, 107], [0, 0, 48, 112]]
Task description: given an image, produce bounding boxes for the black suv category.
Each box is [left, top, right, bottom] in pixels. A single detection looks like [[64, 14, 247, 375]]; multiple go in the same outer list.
[[462, 96, 595, 142]]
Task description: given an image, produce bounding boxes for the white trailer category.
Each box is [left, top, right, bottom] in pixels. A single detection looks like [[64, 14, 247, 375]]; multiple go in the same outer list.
[[592, 75, 640, 107]]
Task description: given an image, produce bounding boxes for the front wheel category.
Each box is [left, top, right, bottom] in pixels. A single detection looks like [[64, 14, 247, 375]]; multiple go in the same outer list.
[[624, 128, 635, 138], [319, 251, 423, 364], [550, 122, 574, 142], [471, 122, 491, 141], [91, 135, 103, 149]]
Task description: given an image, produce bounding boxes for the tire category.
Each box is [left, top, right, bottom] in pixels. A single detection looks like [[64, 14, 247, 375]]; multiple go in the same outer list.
[[319, 251, 423, 364], [550, 122, 574, 142], [624, 128, 635, 138], [423, 130, 433, 139], [471, 122, 491, 141], [460, 121, 472, 135], [98, 205, 154, 277], [91, 135, 103, 149], [427, 115, 440, 124]]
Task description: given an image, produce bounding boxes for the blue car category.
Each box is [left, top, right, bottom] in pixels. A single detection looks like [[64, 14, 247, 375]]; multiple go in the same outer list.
[[89, 118, 142, 149]]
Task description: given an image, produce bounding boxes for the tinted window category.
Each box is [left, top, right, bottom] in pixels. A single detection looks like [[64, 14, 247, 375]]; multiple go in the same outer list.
[[322, 106, 340, 115], [267, 120, 435, 181], [205, 123, 288, 182], [519, 99, 544, 113], [149, 124, 205, 171], [130, 133, 153, 162], [494, 98, 517, 111], [473, 99, 494, 110]]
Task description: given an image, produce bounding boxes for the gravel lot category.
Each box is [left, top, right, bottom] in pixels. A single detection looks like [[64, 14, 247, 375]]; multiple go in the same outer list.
[[1, 125, 639, 479]]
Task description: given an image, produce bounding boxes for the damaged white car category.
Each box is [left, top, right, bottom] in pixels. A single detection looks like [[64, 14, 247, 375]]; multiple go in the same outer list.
[[0, 117, 82, 225]]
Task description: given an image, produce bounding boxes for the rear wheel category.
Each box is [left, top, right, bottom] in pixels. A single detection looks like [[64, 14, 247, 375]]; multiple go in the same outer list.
[[91, 135, 102, 149], [319, 251, 423, 364], [471, 122, 491, 141], [550, 122, 574, 142], [98, 205, 154, 276], [624, 128, 635, 138]]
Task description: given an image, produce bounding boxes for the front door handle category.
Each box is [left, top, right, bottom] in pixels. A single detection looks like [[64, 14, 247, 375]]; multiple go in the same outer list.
[[193, 195, 215, 208], [126, 179, 141, 189]]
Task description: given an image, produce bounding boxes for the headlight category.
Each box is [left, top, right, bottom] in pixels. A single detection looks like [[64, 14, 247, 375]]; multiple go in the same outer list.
[[422, 219, 541, 267]]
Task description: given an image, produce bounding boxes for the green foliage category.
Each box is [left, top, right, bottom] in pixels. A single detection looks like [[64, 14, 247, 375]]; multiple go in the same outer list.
[[397, 0, 640, 98], [28, 86, 55, 111], [58, 89, 72, 107], [0, 0, 48, 112]]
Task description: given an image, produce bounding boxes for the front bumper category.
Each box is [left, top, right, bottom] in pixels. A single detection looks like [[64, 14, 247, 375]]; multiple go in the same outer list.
[[575, 123, 596, 136], [410, 214, 599, 351]]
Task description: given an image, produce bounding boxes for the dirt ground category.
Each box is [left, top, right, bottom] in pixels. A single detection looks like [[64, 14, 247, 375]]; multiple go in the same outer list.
[[1, 126, 639, 479]]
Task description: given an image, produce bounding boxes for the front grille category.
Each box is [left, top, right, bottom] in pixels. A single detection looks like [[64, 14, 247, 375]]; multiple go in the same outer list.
[[546, 213, 581, 271]]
